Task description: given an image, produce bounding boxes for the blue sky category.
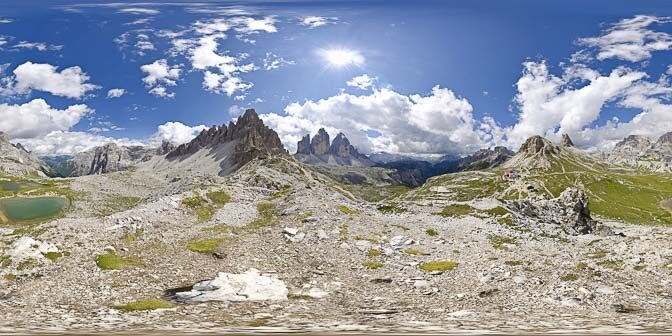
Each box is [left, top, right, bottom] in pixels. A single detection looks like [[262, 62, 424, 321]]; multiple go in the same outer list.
[[1, 0, 672, 156]]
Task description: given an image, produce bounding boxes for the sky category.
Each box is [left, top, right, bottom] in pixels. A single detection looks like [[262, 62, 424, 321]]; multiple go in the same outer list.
[[1, 0, 672, 157]]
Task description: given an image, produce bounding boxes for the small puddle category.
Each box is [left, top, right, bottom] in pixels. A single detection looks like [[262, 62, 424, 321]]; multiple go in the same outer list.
[[0, 197, 68, 225]]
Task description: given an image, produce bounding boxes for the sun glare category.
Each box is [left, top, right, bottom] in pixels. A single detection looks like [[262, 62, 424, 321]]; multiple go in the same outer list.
[[319, 48, 365, 68]]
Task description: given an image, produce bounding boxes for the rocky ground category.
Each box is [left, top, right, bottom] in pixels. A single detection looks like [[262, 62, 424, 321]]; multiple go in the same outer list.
[[1, 157, 672, 334]]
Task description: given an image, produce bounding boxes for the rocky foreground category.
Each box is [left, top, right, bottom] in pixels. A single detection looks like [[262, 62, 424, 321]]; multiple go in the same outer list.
[[1, 156, 672, 334]]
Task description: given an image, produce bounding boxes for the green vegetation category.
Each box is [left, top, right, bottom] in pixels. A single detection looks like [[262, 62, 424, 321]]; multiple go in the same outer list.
[[338, 224, 349, 241], [206, 191, 231, 205], [342, 184, 410, 203], [187, 238, 224, 254], [488, 234, 517, 250], [17, 258, 40, 271], [182, 195, 206, 208], [484, 206, 509, 217], [425, 228, 438, 236], [337, 205, 360, 215], [96, 196, 141, 217], [95, 252, 142, 270], [377, 204, 407, 214], [437, 204, 475, 217], [597, 259, 624, 271], [419, 260, 458, 271], [269, 187, 291, 200], [361, 261, 384, 269], [4, 274, 16, 282], [404, 248, 429, 256], [366, 249, 382, 257], [43, 251, 63, 262], [248, 202, 277, 229], [113, 299, 174, 312], [194, 206, 216, 222], [587, 248, 608, 259]]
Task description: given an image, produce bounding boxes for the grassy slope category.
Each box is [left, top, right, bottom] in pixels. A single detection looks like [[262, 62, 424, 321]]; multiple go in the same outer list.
[[407, 148, 672, 226]]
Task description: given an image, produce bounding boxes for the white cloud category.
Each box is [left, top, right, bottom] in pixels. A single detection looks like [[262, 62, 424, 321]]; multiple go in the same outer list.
[[346, 74, 377, 90], [106, 88, 126, 98], [0, 99, 92, 139], [140, 59, 181, 97], [0, 18, 12, 24], [261, 86, 483, 155], [228, 105, 245, 117], [667, 65, 672, 75], [301, 16, 337, 29], [17, 131, 143, 156], [229, 16, 277, 34], [504, 61, 646, 148], [125, 18, 153, 25], [118, 8, 160, 15], [12, 41, 63, 51], [10, 62, 100, 99], [0, 36, 8, 47], [151, 121, 207, 145], [577, 15, 672, 62], [262, 52, 294, 70]]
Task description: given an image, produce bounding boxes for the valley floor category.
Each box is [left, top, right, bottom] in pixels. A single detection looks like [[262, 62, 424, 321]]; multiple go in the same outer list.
[[1, 158, 672, 334]]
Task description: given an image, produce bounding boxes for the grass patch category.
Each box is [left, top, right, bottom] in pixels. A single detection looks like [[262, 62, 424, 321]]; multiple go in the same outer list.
[[377, 204, 407, 214], [96, 196, 141, 217], [587, 248, 608, 259], [366, 249, 382, 257], [95, 252, 142, 270], [488, 234, 517, 250], [113, 299, 174, 312], [248, 203, 277, 229], [195, 206, 215, 222], [404, 248, 429, 256], [4, 274, 16, 282], [337, 205, 360, 215], [206, 191, 231, 205], [597, 259, 624, 271], [182, 195, 206, 208], [43, 251, 63, 261], [484, 206, 509, 217], [420, 260, 458, 271], [269, 187, 291, 200], [425, 228, 438, 236], [437, 204, 475, 217], [362, 261, 384, 269], [186, 238, 224, 254], [17, 258, 40, 271]]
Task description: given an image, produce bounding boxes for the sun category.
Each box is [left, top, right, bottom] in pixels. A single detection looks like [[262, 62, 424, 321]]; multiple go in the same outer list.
[[318, 48, 365, 68]]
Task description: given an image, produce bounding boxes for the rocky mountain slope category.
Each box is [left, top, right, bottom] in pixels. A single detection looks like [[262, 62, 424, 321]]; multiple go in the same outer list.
[[295, 128, 375, 167], [0, 132, 50, 177], [54, 143, 158, 177], [142, 109, 287, 177], [601, 132, 672, 172]]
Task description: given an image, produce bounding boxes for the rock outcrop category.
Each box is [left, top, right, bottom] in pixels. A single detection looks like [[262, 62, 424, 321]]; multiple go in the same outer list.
[[55, 143, 155, 177], [509, 187, 598, 235], [164, 109, 287, 175], [560, 133, 575, 147], [0, 131, 50, 177], [294, 128, 374, 167], [172, 268, 288, 302]]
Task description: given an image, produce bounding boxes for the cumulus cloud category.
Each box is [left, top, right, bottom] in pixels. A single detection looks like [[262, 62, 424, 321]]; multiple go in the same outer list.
[[7, 62, 99, 99], [576, 15, 672, 62], [140, 59, 181, 98], [0, 18, 12, 24], [151, 121, 207, 145], [346, 74, 377, 90], [16, 131, 143, 156], [229, 16, 277, 34], [0, 99, 92, 139], [106, 88, 126, 98], [261, 86, 484, 155], [301, 16, 337, 29]]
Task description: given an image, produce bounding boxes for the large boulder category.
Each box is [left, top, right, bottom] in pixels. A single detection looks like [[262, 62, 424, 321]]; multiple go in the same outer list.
[[172, 268, 288, 302], [509, 187, 597, 235]]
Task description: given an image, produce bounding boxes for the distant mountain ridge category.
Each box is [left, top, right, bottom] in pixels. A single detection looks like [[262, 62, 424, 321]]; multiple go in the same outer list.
[[602, 132, 672, 172], [53, 143, 158, 177]]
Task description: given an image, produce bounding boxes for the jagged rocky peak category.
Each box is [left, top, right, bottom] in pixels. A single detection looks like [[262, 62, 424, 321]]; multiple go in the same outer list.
[[656, 131, 672, 145], [614, 134, 652, 150], [165, 108, 286, 171], [518, 135, 559, 155], [157, 140, 176, 155], [560, 133, 575, 147], [310, 128, 331, 155], [0, 131, 9, 143], [294, 128, 374, 167], [0, 131, 50, 177]]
